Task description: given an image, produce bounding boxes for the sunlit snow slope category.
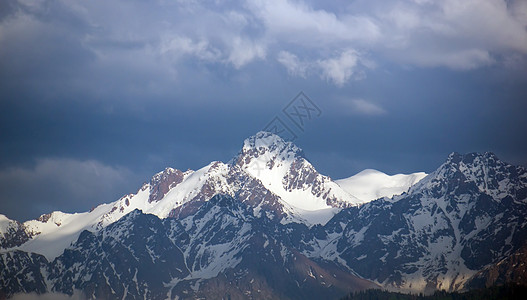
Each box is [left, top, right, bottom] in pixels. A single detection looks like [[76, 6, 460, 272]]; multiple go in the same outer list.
[[1, 132, 375, 260], [336, 169, 427, 202]]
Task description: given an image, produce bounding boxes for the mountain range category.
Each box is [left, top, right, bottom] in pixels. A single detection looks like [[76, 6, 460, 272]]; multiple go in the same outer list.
[[1, 131, 526, 299]]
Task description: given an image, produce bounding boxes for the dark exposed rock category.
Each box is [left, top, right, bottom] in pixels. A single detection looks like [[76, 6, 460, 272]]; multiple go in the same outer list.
[[149, 168, 185, 203], [0, 250, 48, 299], [0, 219, 32, 249], [466, 242, 527, 289]]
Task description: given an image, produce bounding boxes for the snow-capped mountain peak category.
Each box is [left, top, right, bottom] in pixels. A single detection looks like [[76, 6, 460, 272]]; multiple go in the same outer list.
[[232, 131, 362, 220], [240, 131, 303, 159], [233, 131, 304, 173], [410, 152, 527, 202]]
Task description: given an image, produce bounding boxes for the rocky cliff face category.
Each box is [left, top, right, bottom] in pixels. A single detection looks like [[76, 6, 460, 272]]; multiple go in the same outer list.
[[0, 216, 32, 249], [466, 242, 527, 289]]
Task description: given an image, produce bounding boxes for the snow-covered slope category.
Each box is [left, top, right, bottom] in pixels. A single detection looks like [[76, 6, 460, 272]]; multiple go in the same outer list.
[[3, 163, 223, 260], [32, 196, 376, 299], [0, 131, 363, 260], [336, 169, 427, 202], [2, 148, 527, 298], [234, 132, 361, 211], [0, 214, 14, 237], [302, 152, 527, 293]]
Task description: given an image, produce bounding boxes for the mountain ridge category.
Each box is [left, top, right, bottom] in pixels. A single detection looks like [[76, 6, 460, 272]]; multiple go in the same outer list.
[[0, 132, 372, 260], [1, 133, 526, 299]]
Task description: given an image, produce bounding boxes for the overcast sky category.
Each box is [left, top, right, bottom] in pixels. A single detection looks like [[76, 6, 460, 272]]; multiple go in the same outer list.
[[1, 0, 526, 221]]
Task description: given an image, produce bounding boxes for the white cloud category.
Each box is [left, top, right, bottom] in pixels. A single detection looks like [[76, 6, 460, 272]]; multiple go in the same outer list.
[[347, 99, 387, 116], [276, 49, 370, 86], [253, 0, 527, 71], [2, 0, 526, 92], [376, 0, 527, 68], [277, 51, 308, 77], [318, 50, 360, 86], [276, 49, 371, 86], [227, 37, 266, 68], [411, 48, 494, 70], [439, 0, 527, 52], [160, 34, 266, 69], [160, 35, 221, 62], [246, 0, 381, 45]]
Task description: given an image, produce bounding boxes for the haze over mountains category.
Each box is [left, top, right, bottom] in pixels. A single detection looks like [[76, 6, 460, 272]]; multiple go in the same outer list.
[[1, 132, 526, 299]]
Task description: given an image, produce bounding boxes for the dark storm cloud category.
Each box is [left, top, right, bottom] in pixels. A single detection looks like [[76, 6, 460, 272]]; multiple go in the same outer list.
[[0, 158, 141, 221], [1, 0, 526, 221]]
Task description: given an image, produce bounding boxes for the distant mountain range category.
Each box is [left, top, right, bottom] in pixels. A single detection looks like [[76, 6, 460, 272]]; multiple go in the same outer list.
[[1, 131, 526, 299]]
